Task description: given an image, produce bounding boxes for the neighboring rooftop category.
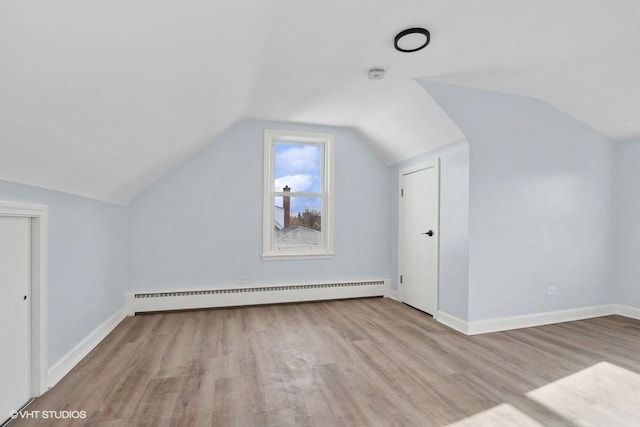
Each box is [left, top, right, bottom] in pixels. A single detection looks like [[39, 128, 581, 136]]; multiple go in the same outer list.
[[274, 226, 321, 247]]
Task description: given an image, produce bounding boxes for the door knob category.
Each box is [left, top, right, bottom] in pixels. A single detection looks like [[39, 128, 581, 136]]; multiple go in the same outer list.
[[421, 230, 434, 236]]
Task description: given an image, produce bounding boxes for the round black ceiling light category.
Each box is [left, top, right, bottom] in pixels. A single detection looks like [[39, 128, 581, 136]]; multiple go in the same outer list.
[[394, 27, 430, 53]]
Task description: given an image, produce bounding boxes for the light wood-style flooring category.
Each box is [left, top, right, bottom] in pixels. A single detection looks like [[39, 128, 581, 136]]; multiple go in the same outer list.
[[11, 297, 640, 426]]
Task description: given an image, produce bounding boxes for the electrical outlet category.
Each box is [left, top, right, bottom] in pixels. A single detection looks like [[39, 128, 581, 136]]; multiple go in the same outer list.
[[236, 275, 249, 285], [547, 286, 560, 296]]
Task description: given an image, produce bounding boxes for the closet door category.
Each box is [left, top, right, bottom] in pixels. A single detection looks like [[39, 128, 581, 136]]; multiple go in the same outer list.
[[0, 216, 32, 420]]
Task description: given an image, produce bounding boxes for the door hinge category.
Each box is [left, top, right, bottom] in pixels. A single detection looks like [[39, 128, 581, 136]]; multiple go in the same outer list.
[[401, 189, 404, 197], [400, 275, 403, 284]]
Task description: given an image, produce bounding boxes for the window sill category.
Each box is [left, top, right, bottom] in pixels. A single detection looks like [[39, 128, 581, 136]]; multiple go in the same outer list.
[[261, 252, 335, 261]]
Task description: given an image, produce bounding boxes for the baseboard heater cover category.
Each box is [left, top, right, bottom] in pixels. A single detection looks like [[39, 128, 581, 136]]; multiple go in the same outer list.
[[128, 280, 388, 314]]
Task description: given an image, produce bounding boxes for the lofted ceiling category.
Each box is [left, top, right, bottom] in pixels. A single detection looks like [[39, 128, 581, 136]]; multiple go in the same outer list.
[[1, 0, 638, 204]]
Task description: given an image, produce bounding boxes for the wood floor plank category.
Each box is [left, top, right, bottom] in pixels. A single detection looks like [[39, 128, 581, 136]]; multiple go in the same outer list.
[[168, 357, 219, 427], [211, 377, 253, 427], [350, 339, 458, 425], [254, 408, 298, 427], [130, 377, 182, 427], [310, 363, 375, 426], [11, 297, 640, 426]]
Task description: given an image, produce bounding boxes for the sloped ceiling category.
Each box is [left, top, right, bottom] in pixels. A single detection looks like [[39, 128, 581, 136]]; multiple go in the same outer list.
[[1, 0, 638, 204]]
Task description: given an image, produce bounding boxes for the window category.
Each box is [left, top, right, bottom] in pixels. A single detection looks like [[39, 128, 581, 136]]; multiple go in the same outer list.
[[263, 129, 334, 259]]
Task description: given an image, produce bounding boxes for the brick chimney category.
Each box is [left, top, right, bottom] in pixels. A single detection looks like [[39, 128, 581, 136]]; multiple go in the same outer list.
[[283, 186, 291, 227]]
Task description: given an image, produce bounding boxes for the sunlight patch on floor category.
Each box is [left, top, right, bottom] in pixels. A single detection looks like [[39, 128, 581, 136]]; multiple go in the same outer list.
[[527, 362, 640, 426], [446, 403, 544, 426]]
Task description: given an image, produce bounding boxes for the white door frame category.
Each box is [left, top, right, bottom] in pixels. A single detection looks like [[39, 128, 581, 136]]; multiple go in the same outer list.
[[397, 161, 440, 310], [0, 202, 48, 396]]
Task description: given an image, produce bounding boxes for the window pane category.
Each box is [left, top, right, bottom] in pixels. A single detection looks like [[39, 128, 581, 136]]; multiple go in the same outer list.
[[274, 143, 321, 192], [273, 197, 322, 248]]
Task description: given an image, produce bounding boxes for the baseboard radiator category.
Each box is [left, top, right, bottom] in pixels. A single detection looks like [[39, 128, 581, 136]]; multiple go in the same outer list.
[[127, 280, 388, 314]]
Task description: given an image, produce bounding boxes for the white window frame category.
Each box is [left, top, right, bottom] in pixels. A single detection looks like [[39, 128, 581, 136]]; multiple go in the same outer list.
[[262, 129, 335, 260]]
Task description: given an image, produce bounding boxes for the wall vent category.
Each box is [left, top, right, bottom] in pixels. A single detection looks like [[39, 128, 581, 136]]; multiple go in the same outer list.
[[128, 280, 388, 314]]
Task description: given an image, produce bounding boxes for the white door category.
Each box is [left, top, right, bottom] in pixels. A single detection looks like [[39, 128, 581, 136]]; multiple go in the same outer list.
[[0, 216, 32, 419], [399, 163, 439, 315]]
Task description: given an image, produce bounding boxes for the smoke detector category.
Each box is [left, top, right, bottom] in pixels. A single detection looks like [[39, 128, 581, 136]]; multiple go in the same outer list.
[[368, 68, 385, 80]]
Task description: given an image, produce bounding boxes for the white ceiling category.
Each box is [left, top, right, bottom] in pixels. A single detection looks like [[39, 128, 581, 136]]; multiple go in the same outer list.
[[1, 0, 638, 204]]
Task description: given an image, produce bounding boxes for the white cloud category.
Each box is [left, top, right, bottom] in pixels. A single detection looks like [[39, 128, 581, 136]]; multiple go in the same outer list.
[[274, 174, 314, 192], [275, 144, 320, 176]]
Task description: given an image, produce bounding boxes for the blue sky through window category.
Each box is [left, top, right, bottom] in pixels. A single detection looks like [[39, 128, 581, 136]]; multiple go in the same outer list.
[[274, 143, 322, 215]]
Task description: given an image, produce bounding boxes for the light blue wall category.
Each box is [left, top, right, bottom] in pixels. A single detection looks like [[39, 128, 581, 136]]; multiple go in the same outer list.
[[614, 138, 640, 309], [423, 82, 615, 321], [128, 120, 391, 291], [389, 140, 470, 320], [0, 180, 127, 368], [1, 95, 634, 376]]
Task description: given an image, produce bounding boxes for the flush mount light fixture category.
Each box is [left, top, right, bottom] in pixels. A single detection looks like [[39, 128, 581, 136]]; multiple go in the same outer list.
[[394, 27, 430, 53]]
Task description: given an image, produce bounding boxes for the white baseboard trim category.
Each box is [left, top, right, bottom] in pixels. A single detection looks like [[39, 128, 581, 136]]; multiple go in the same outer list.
[[435, 311, 468, 335], [47, 306, 127, 389], [386, 289, 399, 301], [128, 280, 388, 314], [434, 304, 640, 336], [614, 304, 640, 320], [467, 304, 616, 335]]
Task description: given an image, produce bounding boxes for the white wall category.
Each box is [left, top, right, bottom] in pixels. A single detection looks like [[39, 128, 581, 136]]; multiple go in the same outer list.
[[423, 82, 615, 321], [389, 140, 470, 320], [0, 180, 127, 368], [128, 120, 391, 291], [614, 138, 640, 309]]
